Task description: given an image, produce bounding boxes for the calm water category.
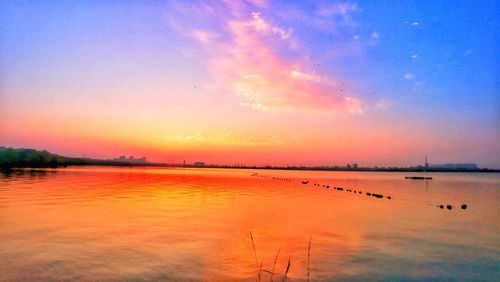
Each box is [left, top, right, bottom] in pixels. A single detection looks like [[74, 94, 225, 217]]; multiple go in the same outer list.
[[0, 167, 498, 281]]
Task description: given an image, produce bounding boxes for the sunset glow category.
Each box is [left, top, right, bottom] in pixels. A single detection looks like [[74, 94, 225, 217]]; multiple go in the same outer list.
[[1, 1, 498, 167]]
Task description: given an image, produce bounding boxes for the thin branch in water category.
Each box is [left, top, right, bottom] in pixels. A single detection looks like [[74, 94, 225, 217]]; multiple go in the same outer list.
[[271, 246, 281, 282], [250, 232, 261, 282], [250, 231, 258, 266], [258, 260, 263, 282], [307, 236, 312, 282], [282, 256, 291, 282]]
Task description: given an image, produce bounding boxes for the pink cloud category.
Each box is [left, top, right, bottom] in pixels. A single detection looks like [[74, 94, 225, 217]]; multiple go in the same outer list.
[[169, 3, 364, 113]]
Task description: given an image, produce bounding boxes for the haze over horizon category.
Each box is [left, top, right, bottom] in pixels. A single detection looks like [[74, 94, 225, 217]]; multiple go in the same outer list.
[[1, 1, 498, 168]]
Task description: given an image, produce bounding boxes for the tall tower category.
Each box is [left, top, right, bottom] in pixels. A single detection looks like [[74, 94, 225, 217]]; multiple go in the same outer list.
[[424, 156, 429, 170]]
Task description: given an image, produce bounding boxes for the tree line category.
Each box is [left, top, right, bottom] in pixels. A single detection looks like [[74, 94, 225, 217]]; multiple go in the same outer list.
[[0, 147, 86, 168]]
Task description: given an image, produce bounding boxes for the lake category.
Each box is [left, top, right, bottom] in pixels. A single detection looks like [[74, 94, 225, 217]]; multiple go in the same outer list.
[[0, 167, 498, 281]]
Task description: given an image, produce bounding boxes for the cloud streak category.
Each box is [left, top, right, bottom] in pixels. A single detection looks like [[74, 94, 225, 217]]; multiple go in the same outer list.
[[168, 1, 364, 114]]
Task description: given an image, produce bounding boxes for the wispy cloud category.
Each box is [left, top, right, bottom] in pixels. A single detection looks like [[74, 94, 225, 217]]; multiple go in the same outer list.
[[405, 20, 419, 26], [369, 31, 380, 45], [375, 99, 394, 110], [167, 1, 364, 114], [163, 129, 302, 146], [189, 29, 221, 44], [463, 49, 473, 56], [316, 2, 359, 17], [404, 73, 415, 80]]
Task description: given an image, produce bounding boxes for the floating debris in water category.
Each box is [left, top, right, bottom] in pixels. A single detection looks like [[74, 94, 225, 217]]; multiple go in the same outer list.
[[255, 175, 394, 201], [405, 176, 432, 180], [437, 204, 466, 211]]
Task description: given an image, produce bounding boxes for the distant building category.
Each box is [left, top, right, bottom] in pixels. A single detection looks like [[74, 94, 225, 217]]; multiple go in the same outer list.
[[346, 163, 358, 169], [136, 157, 147, 163], [430, 163, 479, 170], [193, 161, 205, 167], [113, 156, 147, 163]]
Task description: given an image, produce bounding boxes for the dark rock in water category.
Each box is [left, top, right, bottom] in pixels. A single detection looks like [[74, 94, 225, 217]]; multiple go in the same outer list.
[[337, 188, 344, 191], [359, 191, 362, 194], [447, 205, 452, 210], [439, 205, 444, 209], [367, 192, 371, 196], [326, 185, 330, 188], [372, 194, 383, 198], [387, 196, 391, 199], [461, 204, 467, 209]]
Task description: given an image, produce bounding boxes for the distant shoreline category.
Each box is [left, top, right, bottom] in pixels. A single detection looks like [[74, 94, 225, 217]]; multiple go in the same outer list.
[[2, 164, 499, 174], [1, 147, 498, 173]]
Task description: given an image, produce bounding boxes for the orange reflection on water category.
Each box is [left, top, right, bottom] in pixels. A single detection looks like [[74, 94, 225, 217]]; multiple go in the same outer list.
[[0, 167, 498, 280]]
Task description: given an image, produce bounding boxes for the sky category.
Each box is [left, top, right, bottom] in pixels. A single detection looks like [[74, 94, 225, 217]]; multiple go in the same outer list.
[[0, 0, 498, 168]]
